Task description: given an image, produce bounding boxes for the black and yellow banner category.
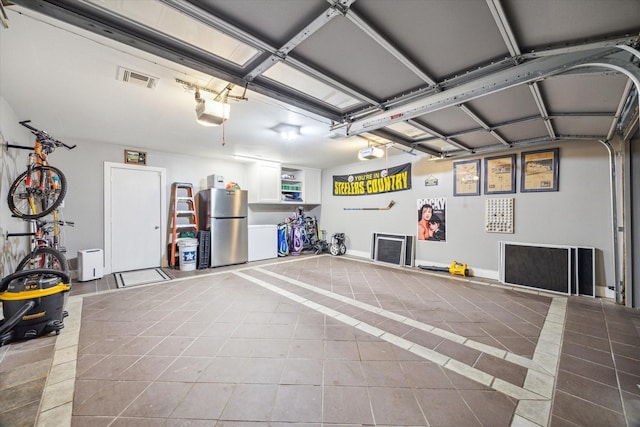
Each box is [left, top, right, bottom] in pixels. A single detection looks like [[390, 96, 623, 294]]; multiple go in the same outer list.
[[333, 163, 412, 196]]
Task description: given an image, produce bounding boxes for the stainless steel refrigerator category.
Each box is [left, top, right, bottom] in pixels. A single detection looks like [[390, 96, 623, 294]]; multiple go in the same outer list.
[[198, 188, 248, 267]]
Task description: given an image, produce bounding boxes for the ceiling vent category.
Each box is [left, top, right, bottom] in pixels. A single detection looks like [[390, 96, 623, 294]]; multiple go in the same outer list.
[[117, 67, 158, 89]]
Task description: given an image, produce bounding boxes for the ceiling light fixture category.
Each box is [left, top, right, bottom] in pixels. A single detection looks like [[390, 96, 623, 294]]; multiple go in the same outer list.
[[272, 123, 301, 140], [194, 88, 230, 127]]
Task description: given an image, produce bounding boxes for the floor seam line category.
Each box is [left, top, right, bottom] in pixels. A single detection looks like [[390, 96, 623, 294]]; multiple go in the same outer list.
[[232, 269, 548, 403], [251, 265, 550, 374]]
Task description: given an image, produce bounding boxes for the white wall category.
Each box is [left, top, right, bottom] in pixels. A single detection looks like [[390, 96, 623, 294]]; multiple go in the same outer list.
[[1, 94, 309, 275], [53, 142, 308, 262], [320, 141, 614, 288], [0, 97, 32, 276], [1, 91, 616, 289]]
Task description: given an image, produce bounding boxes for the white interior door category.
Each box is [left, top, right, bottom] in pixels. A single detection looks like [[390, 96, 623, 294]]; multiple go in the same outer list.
[[104, 162, 166, 273]]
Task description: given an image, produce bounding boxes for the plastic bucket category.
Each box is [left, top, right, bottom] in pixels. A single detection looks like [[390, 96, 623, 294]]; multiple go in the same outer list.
[[177, 238, 198, 271]]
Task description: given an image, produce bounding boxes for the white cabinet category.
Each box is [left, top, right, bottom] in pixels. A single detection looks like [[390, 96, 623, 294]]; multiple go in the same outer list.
[[247, 162, 321, 205], [302, 167, 321, 204], [247, 161, 281, 203]]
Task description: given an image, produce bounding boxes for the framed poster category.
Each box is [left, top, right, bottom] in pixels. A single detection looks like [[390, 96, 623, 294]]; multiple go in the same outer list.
[[417, 197, 446, 242], [453, 159, 480, 196], [520, 148, 559, 192], [124, 149, 147, 165], [484, 154, 516, 194]]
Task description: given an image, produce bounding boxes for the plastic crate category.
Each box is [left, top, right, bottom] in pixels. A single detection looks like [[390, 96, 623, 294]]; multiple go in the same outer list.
[[196, 230, 211, 269]]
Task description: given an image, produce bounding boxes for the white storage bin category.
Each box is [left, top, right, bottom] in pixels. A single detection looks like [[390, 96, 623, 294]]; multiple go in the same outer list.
[[248, 225, 278, 261], [78, 249, 104, 281]]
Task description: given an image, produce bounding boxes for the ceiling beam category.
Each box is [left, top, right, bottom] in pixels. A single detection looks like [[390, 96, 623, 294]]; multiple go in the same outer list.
[[485, 0, 520, 58], [457, 104, 510, 146], [244, 1, 354, 81], [528, 82, 556, 139], [167, 0, 376, 106]]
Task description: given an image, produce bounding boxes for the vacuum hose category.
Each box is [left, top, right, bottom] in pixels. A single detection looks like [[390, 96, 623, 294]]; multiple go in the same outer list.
[[0, 300, 36, 336]]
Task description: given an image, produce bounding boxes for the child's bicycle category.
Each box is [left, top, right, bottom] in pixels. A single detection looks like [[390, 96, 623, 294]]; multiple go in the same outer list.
[[7, 120, 75, 220]]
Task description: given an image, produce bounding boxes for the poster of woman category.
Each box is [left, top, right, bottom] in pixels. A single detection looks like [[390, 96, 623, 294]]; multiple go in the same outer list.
[[417, 197, 446, 241]]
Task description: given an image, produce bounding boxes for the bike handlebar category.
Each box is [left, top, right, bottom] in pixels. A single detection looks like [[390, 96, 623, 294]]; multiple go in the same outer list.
[[34, 219, 75, 229], [19, 120, 77, 150]]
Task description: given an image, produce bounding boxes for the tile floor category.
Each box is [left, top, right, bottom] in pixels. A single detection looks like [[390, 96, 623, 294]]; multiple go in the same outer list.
[[1, 254, 639, 426]]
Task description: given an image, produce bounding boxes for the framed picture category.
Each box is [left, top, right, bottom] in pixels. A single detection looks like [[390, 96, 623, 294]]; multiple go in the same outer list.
[[453, 159, 480, 196], [124, 149, 147, 165], [520, 148, 559, 192], [484, 154, 516, 194]]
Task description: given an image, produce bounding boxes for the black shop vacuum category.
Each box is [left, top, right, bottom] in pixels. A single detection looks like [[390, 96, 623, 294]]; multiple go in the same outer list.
[[0, 269, 71, 346]]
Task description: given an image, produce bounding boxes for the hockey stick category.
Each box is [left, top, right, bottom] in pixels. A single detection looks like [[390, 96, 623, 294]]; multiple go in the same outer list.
[[344, 200, 396, 210]]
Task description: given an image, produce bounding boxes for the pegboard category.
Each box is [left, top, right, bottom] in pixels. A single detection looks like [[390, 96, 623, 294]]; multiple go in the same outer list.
[[485, 198, 514, 233]]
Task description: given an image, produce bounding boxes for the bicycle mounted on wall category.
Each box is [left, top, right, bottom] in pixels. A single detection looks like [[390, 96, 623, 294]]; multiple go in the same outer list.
[[7, 120, 75, 219], [5, 120, 76, 273], [1, 121, 75, 345]]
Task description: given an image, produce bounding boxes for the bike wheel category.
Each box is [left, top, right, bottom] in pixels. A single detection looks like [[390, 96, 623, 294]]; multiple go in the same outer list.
[[17, 247, 69, 273], [8, 166, 67, 219]]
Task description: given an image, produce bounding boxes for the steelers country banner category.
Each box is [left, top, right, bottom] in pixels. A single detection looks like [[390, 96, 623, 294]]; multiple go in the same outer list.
[[333, 163, 412, 196]]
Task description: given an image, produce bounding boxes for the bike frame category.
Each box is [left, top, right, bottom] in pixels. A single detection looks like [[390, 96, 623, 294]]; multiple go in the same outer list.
[[24, 130, 61, 213], [8, 120, 75, 220]]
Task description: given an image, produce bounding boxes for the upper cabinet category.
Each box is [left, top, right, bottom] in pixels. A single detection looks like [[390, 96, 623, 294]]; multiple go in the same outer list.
[[302, 167, 321, 204], [247, 161, 281, 204], [246, 162, 321, 205]]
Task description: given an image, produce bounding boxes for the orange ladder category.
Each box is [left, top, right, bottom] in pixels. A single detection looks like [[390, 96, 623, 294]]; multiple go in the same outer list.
[[169, 182, 198, 267]]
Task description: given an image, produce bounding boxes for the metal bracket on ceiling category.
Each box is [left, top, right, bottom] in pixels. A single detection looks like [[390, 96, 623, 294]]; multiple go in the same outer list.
[[328, 0, 355, 16], [176, 78, 217, 95], [175, 79, 247, 102]]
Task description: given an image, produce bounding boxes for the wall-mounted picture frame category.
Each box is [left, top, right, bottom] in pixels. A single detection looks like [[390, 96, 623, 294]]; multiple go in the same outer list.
[[453, 159, 480, 196], [520, 148, 559, 192], [484, 154, 516, 194], [124, 149, 147, 165]]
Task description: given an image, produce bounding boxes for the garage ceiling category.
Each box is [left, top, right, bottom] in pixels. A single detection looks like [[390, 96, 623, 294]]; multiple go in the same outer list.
[[2, 0, 639, 167]]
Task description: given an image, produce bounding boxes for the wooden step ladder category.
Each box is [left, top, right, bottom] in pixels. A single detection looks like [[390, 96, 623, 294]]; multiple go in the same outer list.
[[169, 182, 198, 267]]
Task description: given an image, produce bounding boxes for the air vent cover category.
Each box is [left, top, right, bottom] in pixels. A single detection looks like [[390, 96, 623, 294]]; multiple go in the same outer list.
[[117, 67, 158, 89]]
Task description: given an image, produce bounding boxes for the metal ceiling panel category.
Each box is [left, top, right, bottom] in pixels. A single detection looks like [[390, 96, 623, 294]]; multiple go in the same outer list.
[[352, 0, 509, 80], [464, 85, 540, 124], [454, 131, 503, 150], [291, 15, 426, 100], [539, 74, 630, 113], [503, 0, 640, 50], [3, 0, 639, 164], [415, 107, 481, 135], [496, 120, 549, 143], [552, 116, 613, 137], [188, 0, 328, 46]]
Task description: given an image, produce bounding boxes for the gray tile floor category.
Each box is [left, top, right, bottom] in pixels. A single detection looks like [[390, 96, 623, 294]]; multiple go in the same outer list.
[[1, 254, 639, 426]]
